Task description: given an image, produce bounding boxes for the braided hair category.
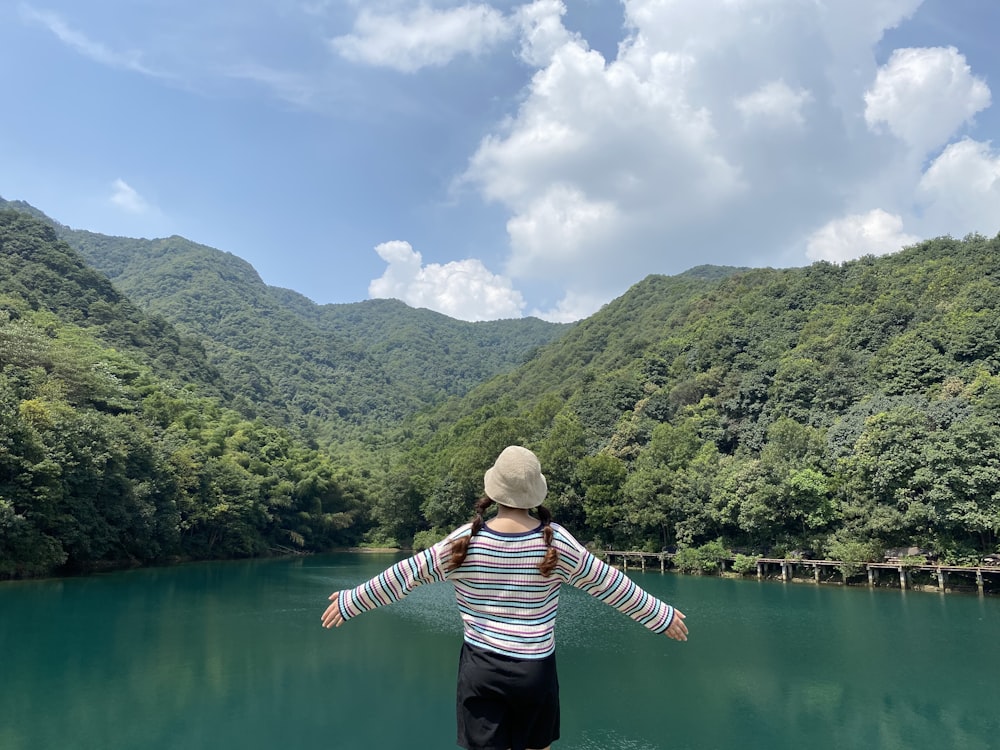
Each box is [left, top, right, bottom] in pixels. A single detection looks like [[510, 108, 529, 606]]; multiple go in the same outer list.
[[447, 496, 494, 570], [448, 497, 559, 577], [535, 504, 559, 576]]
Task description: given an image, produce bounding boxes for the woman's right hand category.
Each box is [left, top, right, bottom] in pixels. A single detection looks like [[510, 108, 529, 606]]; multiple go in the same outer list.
[[322, 591, 345, 629]]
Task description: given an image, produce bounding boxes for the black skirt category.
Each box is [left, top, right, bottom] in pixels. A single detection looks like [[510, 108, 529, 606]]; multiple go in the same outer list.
[[456, 642, 560, 750]]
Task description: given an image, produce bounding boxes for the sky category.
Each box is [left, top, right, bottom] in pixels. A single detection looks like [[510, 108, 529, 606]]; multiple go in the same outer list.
[[2, 0, 999, 322]]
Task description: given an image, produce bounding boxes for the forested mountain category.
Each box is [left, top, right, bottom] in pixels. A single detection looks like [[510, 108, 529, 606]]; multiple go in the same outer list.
[[377, 234, 1000, 565], [46, 216, 567, 444], [3, 194, 999, 580], [0, 210, 370, 576]]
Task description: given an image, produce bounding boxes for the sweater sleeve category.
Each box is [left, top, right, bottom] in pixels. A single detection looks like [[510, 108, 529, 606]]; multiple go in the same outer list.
[[559, 530, 675, 633], [337, 527, 467, 621]]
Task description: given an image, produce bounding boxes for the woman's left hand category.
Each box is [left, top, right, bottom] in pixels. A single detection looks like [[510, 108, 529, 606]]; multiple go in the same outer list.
[[322, 591, 345, 629], [665, 609, 688, 642]]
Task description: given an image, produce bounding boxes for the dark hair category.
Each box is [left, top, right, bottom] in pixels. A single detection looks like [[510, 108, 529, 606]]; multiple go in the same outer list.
[[535, 504, 559, 576], [448, 497, 559, 577]]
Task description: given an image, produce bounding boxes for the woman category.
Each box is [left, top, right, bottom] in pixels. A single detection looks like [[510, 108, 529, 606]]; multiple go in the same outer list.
[[322, 445, 688, 750]]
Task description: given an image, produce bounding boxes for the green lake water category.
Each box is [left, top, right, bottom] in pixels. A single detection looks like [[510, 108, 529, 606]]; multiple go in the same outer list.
[[2, 553, 998, 750]]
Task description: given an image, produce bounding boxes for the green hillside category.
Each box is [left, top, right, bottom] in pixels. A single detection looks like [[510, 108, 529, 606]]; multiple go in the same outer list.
[[381, 234, 1000, 564], [0, 210, 369, 577], [3, 194, 998, 578], [52, 222, 568, 444]]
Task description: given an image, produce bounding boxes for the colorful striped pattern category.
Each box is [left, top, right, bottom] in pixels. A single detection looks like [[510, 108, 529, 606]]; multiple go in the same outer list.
[[337, 522, 675, 659]]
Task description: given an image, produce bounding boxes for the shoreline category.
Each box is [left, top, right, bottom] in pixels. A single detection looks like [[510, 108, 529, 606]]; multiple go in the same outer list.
[[4, 547, 998, 597]]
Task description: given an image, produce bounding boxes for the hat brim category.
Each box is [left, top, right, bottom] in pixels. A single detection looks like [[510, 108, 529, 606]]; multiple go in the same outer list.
[[484, 465, 548, 509]]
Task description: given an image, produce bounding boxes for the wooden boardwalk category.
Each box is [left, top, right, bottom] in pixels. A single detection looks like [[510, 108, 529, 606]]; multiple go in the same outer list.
[[601, 550, 1000, 595], [603, 550, 673, 573]]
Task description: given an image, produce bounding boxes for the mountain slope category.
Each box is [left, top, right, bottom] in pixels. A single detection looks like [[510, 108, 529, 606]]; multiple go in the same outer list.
[[10, 195, 995, 565], [0, 209, 370, 576], [0, 208, 225, 399], [50, 218, 568, 442], [385, 233, 1000, 560], [0, 198, 570, 442]]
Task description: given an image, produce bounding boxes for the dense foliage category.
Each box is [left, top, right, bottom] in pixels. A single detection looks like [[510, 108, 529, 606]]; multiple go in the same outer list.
[[380, 235, 1000, 565], [3, 196, 999, 579], [0, 211, 367, 576]]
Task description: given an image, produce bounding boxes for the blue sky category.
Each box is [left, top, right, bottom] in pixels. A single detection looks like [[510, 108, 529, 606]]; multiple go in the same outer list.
[[2, 1, 999, 322]]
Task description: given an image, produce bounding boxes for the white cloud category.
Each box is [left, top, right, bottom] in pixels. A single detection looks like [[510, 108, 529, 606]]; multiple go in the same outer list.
[[331, 3, 513, 73], [110, 179, 151, 214], [625, 0, 921, 51], [20, 5, 163, 78], [449, 0, 1000, 315], [865, 46, 991, 154], [463, 0, 936, 297], [505, 184, 621, 279], [368, 240, 526, 321], [735, 80, 812, 129], [464, 32, 743, 289], [805, 209, 920, 262], [530, 289, 609, 324], [514, 0, 578, 68], [917, 138, 1000, 237]]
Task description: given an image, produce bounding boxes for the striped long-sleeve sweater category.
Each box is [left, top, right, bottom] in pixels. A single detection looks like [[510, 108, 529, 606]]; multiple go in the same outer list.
[[336, 521, 676, 659]]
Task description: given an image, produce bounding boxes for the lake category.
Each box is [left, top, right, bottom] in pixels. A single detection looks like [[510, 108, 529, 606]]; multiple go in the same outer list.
[[2, 552, 998, 750]]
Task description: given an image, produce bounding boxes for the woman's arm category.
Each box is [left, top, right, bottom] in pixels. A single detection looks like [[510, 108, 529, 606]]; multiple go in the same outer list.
[[321, 528, 467, 628], [563, 543, 687, 641]]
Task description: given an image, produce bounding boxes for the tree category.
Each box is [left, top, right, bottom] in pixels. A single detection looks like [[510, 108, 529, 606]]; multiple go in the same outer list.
[[577, 453, 629, 546], [621, 419, 716, 548], [839, 405, 936, 548]]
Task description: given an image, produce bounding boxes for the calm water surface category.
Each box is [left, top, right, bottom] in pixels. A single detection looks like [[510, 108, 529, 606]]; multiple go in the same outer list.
[[2, 553, 998, 750]]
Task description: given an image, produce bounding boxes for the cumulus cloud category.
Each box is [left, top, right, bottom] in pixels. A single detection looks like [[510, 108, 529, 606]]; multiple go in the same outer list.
[[514, 0, 578, 68], [369, 240, 526, 321], [28, 0, 998, 321], [464, 33, 743, 289], [458, 0, 949, 316], [331, 3, 513, 73], [805, 209, 920, 262], [530, 289, 610, 324], [505, 184, 621, 278], [110, 179, 152, 214], [735, 80, 812, 129], [444, 0, 1000, 316], [917, 138, 1000, 237], [865, 46, 991, 154]]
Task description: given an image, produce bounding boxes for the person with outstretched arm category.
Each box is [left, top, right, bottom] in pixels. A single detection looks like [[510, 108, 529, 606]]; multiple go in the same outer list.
[[322, 445, 688, 750]]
